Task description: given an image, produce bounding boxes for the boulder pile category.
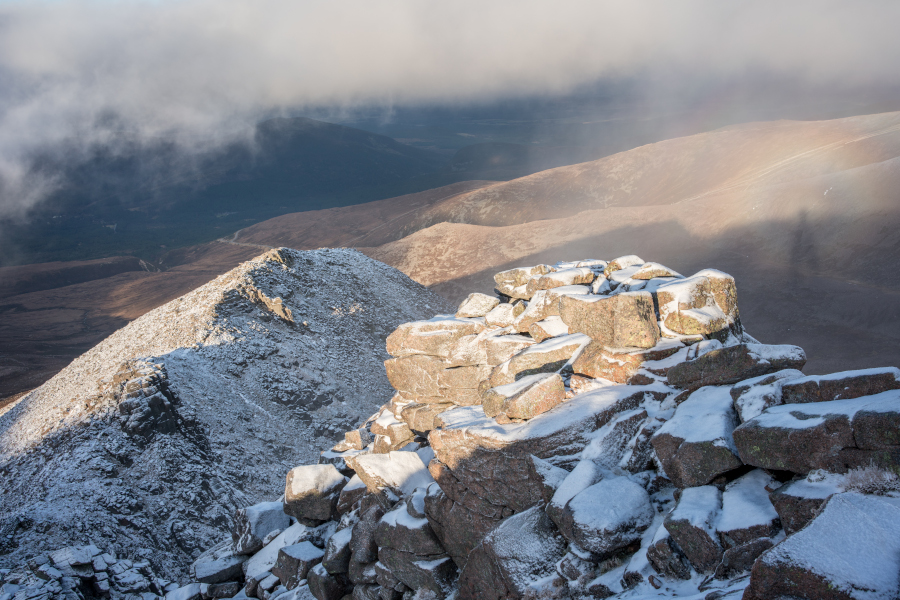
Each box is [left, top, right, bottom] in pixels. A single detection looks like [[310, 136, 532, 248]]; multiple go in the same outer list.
[[148, 257, 900, 599]]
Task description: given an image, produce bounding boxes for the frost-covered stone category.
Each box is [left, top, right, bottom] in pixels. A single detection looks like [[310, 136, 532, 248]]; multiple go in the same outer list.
[[479, 332, 534, 366], [559, 292, 660, 349], [528, 316, 569, 343], [307, 563, 349, 600], [399, 402, 454, 432], [458, 506, 567, 600], [233, 502, 291, 556], [525, 267, 594, 295], [385, 317, 484, 359], [572, 339, 684, 384], [493, 265, 555, 300], [486, 333, 590, 388], [511, 286, 588, 333], [336, 475, 367, 516], [714, 537, 774, 580], [733, 390, 900, 474], [429, 385, 656, 513], [350, 506, 385, 565], [344, 429, 373, 451], [780, 367, 900, 404], [651, 386, 743, 488], [346, 451, 434, 498], [656, 270, 740, 339], [730, 369, 805, 422], [283, 465, 348, 524], [768, 471, 845, 534], [377, 548, 456, 599], [557, 477, 654, 557], [667, 343, 806, 389], [482, 373, 565, 420], [664, 486, 723, 574], [374, 502, 445, 557], [483, 303, 524, 328], [455, 293, 500, 318], [716, 470, 781, 548], [631, 262, 682, 280], [603, 255, 644, 276], [271, 542, 324, 589], [744, 493, 900, 600], [646, 526, 692, 581], [194, 556, 247, 585], [321, 528, 352, 575]]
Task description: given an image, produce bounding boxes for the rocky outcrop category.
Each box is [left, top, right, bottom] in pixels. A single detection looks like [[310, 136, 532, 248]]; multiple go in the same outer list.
[[9, 255, 900, 600]]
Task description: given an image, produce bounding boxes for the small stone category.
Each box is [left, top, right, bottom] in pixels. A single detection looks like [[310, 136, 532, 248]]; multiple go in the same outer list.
[[456, 293, 500, 318], [283, 465, 348, 524], [271, 542, 324, 590]]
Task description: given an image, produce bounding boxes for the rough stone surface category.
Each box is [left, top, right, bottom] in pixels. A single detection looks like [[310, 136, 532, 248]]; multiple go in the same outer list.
[[482, 373, 565, 420], [233, 502, 291, 556], [656, 270, 741, 340], [646, 529, 692, 580], [271, 542, 324, 589], [559, 292, 660, 349], [664, 486, 723, 574], [457, 507, 567, 600], [651, 386, 743, 488], [714, 538, 774, 580], [486, 333, 590, 388], [307, 563, 350, 600], [730, 369, 805, 423], [455, 293, 500, 319], [377, 548, 456, 599], [557, 477, 654, 558], [667, 343, 807, 389], [572, 340, 683, 383], [283, 465, 348, 524], [733, 391, 900, 474], [744, 493, 900, 600], [780, 367, 900, 404], [386, 318, 484, 359]]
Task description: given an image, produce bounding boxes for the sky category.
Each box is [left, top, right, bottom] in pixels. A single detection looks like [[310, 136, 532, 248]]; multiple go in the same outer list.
[[1, 0, 899, 216]]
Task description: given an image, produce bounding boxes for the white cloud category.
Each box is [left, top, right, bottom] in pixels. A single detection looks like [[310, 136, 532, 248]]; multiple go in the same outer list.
[[0, 0, 898, 214]]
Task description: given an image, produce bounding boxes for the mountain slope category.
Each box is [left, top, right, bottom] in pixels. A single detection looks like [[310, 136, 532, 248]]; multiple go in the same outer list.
[[0, 248, 451, 578]]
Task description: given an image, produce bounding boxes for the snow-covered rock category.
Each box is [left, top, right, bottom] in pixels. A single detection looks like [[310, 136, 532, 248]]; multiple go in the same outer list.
[[667, 343, 807, 388], [780, 366, 900, 404], [233, 502, 291, 556], [559, 292, 661, 349], [0, 248, 450, 579], [455, 293, 500, 319], [284, 465, 348, 525]]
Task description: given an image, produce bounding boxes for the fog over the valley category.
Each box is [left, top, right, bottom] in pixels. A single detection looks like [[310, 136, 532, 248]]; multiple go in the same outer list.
[[1, 0, 899, 215]]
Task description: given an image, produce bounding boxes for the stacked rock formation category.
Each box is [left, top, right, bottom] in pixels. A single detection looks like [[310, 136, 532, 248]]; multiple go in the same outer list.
[[180, 256, 900, 600]]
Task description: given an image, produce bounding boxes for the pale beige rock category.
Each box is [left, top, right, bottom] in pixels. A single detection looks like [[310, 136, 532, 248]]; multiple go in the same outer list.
[[528, 316, 569, 343], [487, 333, 590, 388], [386, 318, 485, 359], [483, 373, 566, 420], [525, 267, 594, 296], [603, 255, 644, 277], [572, 339, 684, 383], [656, 270, 740, 339], [559, 292, 660, 348], [456, 293, 500, 318]]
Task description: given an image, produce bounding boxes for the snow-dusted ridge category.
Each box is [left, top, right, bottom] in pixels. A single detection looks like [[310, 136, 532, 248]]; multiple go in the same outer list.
[[0, 248, 452, 579]]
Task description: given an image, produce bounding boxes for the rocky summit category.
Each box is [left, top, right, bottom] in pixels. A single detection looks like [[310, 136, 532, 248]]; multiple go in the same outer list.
[[3, 254, 900, 600], [0, 248, 452, 582]]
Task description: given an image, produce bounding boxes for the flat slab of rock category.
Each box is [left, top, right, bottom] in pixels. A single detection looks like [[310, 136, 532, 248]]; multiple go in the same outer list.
[[482, 373, 565, 420], [780, 367, 900, 404], [283, 464, 348, 523], [733, 390, 900, 474], [480, 332, 534, 366], [377, 548, 457, 599], [667, 343, 806, 389], [494, 265, 555, 300], [458, 506, 567, 600], [664, 486, 723, 574], [375, 501, 445, 557], [233, 501, 291, 555], [486, 333, 590, 388], [730, 369, 805, 422], [194, 555, 248, 584], [346, 451, 435, 498], [651, 386, 743, 488], [525, 267, 594, 295], [271, 542, 324, 589], [429, 384, 664, 513], [385, 355, 490, 405], [512, 285, 589, 333], [455, 293, 500, 318], [559, 292, 660, 349], [423, 483, 504, 569], [656, 270, 740, 339], [400, 402, 454, 432], [768, 471, 845, 534], [572, 339, 684, 383], [744, 492, 900, 600], [557, 476, 654, 557], [716, 470, 781, 548], [528, 316, 569, 343], [386, 317, 484, 359]]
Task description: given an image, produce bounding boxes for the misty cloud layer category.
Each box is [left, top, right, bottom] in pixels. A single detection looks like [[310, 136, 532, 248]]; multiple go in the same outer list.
[[1, 0, 899, 215]]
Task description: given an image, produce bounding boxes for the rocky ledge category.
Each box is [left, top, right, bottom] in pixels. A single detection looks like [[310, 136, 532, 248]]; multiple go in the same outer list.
[[4, 255, 900, 600]]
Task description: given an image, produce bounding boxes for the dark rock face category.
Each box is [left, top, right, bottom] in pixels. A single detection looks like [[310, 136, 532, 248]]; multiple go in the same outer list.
[[307, 563, 351, 600], [283, 465, 348, 524], [743, 493, 900, 600], [768, 476, 841, 535], [271, 542, 324, 589], [780, 367, 900, 404], [732, 392, 900, 474], [714, 538, 774, 580], [350, 506, 386, 565], [232, 502, 290, 556], [559, 292, 660, 349], [646, 532, 692, 580], [650, 387, 743, 488], [667, 344, 806, 389], [556, 477, 654, 558], [322, 528, 352, 574], [663, 486, 723, 574], [457, 507, 567, 600]]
